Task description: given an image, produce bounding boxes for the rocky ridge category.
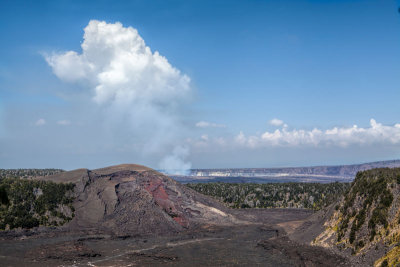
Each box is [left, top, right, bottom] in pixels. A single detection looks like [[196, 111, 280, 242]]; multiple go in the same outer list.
[[312, 168, 400, 266]]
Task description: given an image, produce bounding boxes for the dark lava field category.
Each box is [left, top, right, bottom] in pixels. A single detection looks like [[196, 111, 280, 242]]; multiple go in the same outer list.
[[0, 165, 349, 266], [0, 209, 348, 266]]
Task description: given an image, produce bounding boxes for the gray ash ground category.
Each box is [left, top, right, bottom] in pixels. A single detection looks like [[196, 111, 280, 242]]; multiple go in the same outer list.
[[0, 209, 348, 267]]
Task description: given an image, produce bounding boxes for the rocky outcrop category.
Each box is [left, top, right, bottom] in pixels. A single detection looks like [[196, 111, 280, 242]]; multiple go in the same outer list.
[[312, 168, 400, 266], [41, 164, 242, 236]]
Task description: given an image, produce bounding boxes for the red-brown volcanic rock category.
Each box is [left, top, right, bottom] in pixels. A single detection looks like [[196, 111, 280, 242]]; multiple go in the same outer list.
[[41, 164, 242, 236]]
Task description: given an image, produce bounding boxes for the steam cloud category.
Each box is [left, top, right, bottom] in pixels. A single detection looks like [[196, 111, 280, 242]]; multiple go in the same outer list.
[[159, 145, 192, 175], [45, 20, 192, 173]]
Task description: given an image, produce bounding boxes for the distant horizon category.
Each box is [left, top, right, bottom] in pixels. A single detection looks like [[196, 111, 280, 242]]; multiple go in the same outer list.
[[2, 158, 400, 172]]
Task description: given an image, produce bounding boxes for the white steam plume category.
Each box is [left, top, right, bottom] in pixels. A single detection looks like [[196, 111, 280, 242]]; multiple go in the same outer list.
[[159, 145, 192, 175], [45, 20, 192, 173]]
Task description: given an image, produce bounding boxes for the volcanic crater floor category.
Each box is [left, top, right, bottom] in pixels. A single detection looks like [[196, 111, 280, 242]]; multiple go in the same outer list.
[[0, 209, 348, 267]]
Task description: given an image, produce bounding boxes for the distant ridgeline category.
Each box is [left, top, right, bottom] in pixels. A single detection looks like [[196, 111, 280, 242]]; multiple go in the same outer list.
[[0, 170, 74, 230], [188, 160, 400, 178], [313, 168, 400, 266], [172, 160, 400, 184], [187, 182, 350, 210]]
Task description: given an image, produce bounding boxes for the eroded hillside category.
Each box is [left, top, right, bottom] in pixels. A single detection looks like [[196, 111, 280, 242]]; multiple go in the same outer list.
[[37, 165, 246, 236], [313, 168, 400, 266]]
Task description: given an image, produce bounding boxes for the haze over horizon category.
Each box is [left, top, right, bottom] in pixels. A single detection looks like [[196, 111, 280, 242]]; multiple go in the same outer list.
[[1, 0, 400, 171]]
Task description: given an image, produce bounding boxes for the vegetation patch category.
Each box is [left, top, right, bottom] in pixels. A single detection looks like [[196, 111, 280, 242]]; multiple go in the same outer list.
[[0, 178, 75, 230], [374, 245, 400, 267], [187, 182, 350, 210], [335, 168, 400, 251], [0, 169, 64, 180], [313, 167, 400, 266]]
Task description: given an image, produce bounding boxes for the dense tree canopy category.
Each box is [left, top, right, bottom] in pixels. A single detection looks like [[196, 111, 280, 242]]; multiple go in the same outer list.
[[187, 182, 350, 210]]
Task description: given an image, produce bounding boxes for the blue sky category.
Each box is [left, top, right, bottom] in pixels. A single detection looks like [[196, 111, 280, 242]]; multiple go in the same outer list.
[[0, 0, 400, 170]]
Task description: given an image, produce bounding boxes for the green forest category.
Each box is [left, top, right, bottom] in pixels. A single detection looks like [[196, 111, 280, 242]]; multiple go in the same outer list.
[[187, 182, 350, 210], [0, 178, 75, 230], [0, 169, 64, 180]]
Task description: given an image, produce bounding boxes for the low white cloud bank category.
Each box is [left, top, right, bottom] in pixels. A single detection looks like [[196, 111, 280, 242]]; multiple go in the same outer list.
[[236, 119, 400, 148], [195, 121, 226, 128], [45, 20, 191, 173]]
